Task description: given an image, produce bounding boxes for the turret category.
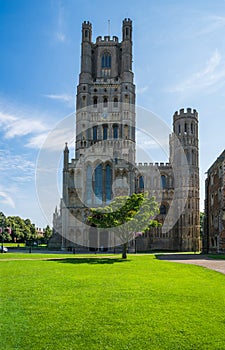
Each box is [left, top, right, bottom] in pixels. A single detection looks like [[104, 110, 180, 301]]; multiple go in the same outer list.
[[170, 108, 200, 251], [121, 18, 133, 82], [173, 108, 199, 168], [63, 142, 69, 170], [80, 21, 92, 83]]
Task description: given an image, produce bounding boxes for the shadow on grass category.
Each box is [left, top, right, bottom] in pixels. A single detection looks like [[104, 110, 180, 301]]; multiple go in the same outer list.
[[155, 253, 208, 261], [47, 257, 129, 265]]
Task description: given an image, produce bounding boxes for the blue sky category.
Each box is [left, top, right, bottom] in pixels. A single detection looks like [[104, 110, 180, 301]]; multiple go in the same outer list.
[[0, 0, 225, 227]]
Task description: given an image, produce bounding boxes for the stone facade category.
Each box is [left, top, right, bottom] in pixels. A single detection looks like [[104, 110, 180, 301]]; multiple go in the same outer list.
[[49, 19, 201, 252], [203, 150, 225, 253]]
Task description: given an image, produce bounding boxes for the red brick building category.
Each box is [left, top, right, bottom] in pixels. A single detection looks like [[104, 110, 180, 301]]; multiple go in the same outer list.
[[204, 150, 225, 253]]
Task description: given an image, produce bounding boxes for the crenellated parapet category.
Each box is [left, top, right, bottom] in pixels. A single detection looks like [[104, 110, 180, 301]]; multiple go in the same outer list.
[[173, 108, 198, 121], [96, 36, 119, 43], [136, 162, 171, 168]]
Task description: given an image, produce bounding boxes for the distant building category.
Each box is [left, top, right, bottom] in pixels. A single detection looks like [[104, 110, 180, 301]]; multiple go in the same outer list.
[[49, 19, 200, 252], [203, 150, 225, 253]]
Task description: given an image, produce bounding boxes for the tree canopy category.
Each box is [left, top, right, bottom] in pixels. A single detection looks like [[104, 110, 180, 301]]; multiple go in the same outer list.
[[88, 192, 159, 258], [0, 212, 52, 244]]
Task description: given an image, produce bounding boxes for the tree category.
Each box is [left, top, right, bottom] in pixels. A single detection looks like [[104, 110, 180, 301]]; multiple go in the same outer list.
[[41, 225, 52, 244], [0, 212, 12, 252], [6, 216, 37, 243], [88, 193, 159, 259]]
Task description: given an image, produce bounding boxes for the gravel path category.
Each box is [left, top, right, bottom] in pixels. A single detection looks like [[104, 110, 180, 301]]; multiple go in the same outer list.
[[158, 254, 225, 275]]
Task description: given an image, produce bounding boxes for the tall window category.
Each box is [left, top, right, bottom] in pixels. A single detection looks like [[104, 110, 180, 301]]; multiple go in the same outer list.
[[103, 125, 108, 140], [103, 97, 108, 108], [113, 124, 118, 139], [105, 164, 112, 202], [113, 97, 118, 107], [93, 126, 97, 141], [139, 176, 144, 189], [102, 53, 111, 68], [94, 164, 103, 204], [124, 125, 129, 139], [160, 205, 167, 215], [93, 96, 97, 107], [161, 175, 167, 189], [86, 165, 92, 205]]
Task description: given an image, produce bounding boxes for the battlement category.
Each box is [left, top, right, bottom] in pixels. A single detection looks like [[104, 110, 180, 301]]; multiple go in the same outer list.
[[173, 108, 198, 119], [82, 21, 92, 26], [136, 162, 171, 168], [123, 18, 132, 25], [96, 35, 119, 43]]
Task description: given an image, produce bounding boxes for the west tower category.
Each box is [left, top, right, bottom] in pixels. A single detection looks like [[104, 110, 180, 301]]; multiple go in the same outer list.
[[60, 19, 136, 249]]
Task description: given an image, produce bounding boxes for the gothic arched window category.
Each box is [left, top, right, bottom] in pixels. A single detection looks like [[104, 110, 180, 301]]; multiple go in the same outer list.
[[124, 124, 129, 139], [105, 164, 112, 202], [102, 53, 111, 68], [161, 175, 167, 189], [113, 97, 118, 107], [86, 165, 92, 205], [160, 205, 167, 215], [139, 176, 144, 189], [113, 124, 119, 139], [103, 125, 108, 140], [93, 126, 97, 141], [94, 164, 103, 204], [93, 96, 97, 107], [103, 97, 108, 108]]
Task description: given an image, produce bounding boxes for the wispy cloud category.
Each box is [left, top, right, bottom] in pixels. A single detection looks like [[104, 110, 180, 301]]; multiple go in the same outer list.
[[0, 97, 52, 149], [43, 93, 74, 107], [0, 189, 15, 208], [0, 111, 47, 139], [168, 50, 225, 93], [56, 0, 67, 43], [0, 150, 35, 180], [198, 15, 225, 36], [29, 127, 75, 151], [136, 86, 149, 95]]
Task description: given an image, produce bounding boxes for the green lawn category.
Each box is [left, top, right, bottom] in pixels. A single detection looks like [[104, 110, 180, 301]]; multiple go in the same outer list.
[[1, 254, 225, 350]]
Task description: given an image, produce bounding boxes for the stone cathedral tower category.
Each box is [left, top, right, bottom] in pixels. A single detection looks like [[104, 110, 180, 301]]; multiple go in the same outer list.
[[170, 108, 200, 251], [50, 19, 201, 252]]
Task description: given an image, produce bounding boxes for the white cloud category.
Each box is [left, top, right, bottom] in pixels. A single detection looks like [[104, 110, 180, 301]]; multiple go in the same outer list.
[[33, 128, 74, 151], [26, 132, 50, 149], [0, 190, 15, 208], [169, 50, 225, 93], [0, 97, 52, 148], [0, 150, 35, 179], [198, 15, 225, 36], [136, 86, 149, 95], [43, 93, 74, 106], [56, 32, 66, 42], [1, 114, 47, 139], [54, 0, 67, 43]]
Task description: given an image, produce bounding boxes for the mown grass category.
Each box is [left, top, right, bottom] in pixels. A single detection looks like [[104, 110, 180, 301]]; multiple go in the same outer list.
[[1, 254, 225, 350], [208, 254, 225, 260]]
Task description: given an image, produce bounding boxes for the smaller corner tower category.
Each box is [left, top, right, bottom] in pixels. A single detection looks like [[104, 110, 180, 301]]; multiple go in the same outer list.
[[171, 108, 200, 251]]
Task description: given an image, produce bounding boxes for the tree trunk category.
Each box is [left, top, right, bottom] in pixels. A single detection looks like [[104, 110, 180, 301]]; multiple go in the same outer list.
[[122, 242, 128, 259]]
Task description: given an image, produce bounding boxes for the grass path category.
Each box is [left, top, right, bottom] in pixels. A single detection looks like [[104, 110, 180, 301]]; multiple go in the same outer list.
[[1, 254, 225, 350]]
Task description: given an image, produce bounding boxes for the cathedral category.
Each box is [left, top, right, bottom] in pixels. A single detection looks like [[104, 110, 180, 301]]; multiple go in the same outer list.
[[49, 19, 201, 252]]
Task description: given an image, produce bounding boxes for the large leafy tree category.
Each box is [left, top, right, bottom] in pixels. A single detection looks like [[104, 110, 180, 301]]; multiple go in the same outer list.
[[88, 193, 159, 259], [0, 212, 12, 246], [4, 215, 37, 243]]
